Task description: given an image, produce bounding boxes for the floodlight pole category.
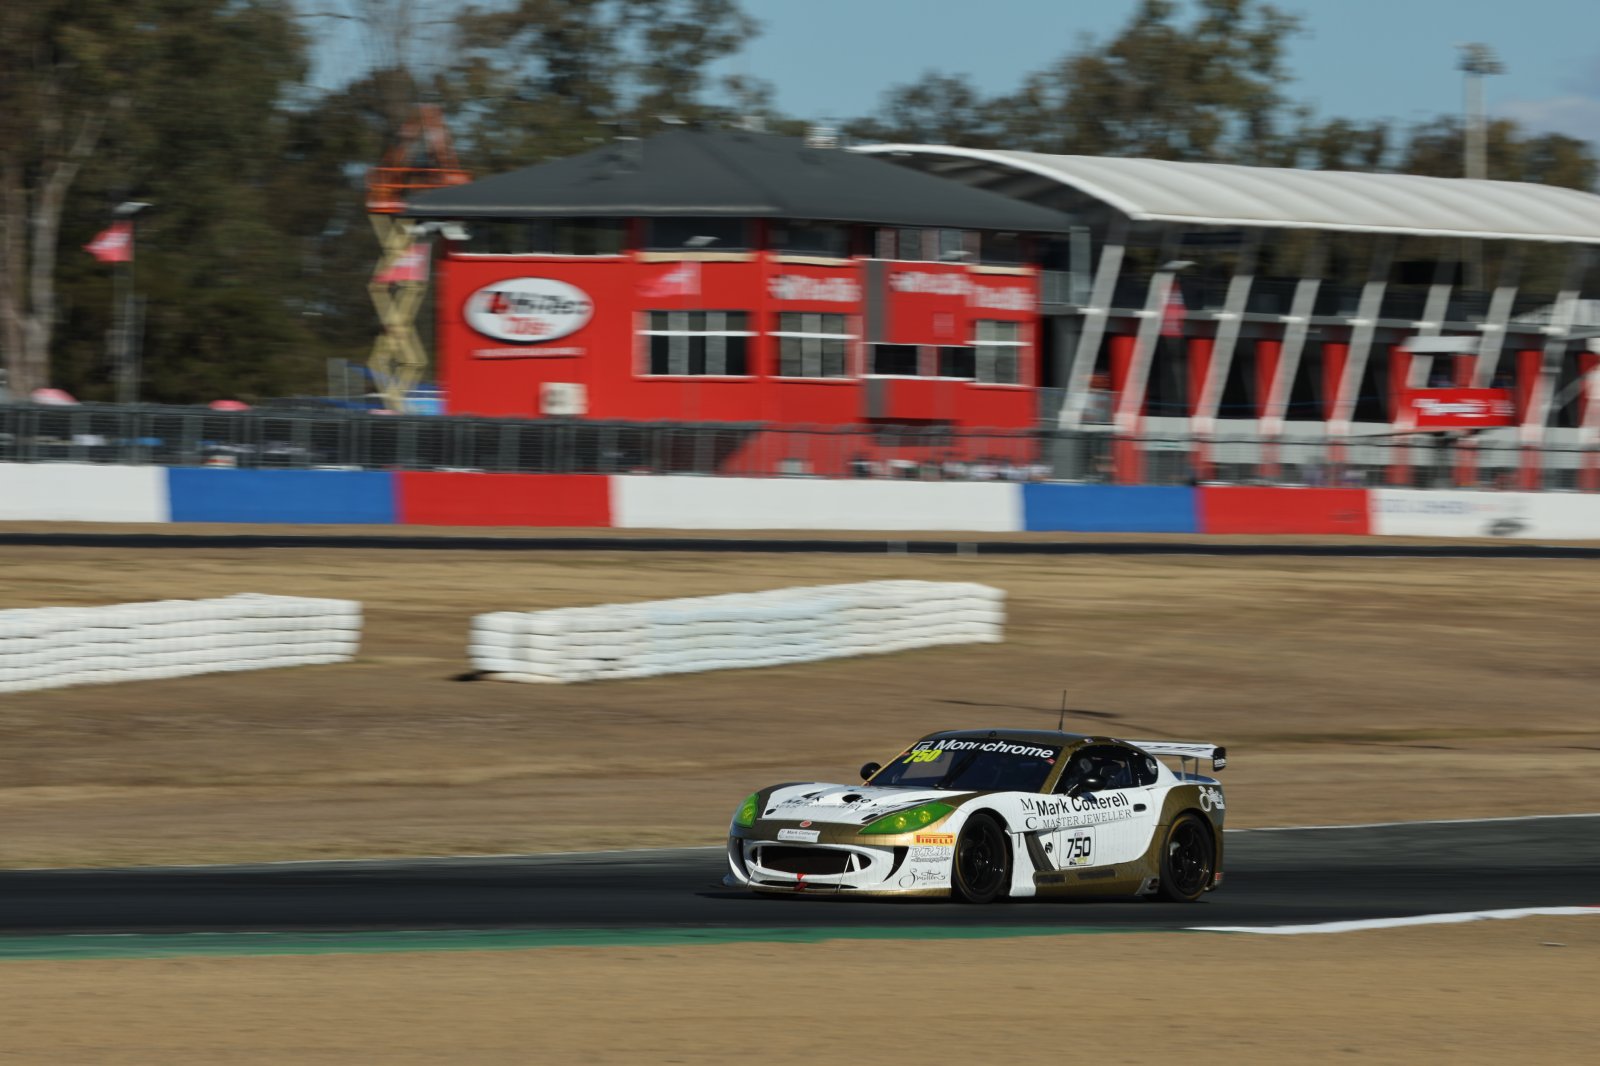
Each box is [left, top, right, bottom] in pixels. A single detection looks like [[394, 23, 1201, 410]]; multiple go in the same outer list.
[[1458, 43, 1504, 182]]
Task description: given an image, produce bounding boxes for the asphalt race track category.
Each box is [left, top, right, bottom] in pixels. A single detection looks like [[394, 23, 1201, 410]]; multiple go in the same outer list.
[[2, 815, 1596, 937]]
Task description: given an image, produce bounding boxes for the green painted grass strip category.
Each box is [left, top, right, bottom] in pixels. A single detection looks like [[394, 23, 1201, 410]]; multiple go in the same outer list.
[[0, 924, 1160, 961]]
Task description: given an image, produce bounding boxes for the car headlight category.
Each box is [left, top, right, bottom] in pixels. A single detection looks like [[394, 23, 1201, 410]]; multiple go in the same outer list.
[[858, 802, 954, 835], [734, 792, 760, 829]]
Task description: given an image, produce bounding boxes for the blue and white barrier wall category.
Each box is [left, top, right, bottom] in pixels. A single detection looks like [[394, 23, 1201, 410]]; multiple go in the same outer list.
[[2, 463, 1599, 538]]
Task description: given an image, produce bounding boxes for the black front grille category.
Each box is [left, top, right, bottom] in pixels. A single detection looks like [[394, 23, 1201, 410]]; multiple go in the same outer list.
[[758, 846, 852, 876]]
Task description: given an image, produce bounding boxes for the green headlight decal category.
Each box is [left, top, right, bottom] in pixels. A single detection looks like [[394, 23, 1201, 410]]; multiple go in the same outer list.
[[858, 802, 955, 835], [735, 793, 760, 828]]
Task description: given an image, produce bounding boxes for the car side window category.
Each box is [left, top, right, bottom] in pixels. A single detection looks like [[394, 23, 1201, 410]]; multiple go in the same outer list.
[[1056, 744, 1155, 793]]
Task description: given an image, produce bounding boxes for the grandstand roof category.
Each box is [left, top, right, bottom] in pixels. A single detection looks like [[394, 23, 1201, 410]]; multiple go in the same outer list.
[[854, 145, 1600, 244]]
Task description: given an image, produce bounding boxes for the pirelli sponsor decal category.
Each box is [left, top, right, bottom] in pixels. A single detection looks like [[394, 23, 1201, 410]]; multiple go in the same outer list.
[[913, 833, 955, 846]]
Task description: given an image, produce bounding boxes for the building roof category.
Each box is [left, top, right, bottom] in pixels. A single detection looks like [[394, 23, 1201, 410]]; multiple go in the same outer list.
[[403, 129, 1075, 233], [854, 145, 1600, 244]]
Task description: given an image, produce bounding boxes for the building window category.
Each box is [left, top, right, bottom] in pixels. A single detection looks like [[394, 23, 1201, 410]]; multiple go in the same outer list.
[[973, 320, 1023, 384], [457, 218, 624, 255], [981, 231, 1025, 265], [544, 218, 626, 255], [896, 228, 926, 261], [645, 217, 750, 251], [771, 220, 850, 258], [870, 344, 922, 376], [938, 345, 975, 379], [774, 312, 852, 378], [937, 228, 967, 262], [642, 311, 753, 376]]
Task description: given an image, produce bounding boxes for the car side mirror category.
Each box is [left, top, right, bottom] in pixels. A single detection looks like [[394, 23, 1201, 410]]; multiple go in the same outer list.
[[1066, 775, 1103, 798], [859, 762, 881, 782]]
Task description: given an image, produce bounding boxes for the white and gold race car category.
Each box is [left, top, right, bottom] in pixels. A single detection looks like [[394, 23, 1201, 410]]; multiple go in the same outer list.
[[726, 729, 1226, 902]]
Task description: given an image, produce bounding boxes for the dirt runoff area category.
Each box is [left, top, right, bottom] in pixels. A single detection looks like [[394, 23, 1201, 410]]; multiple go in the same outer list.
[[1, 540, 1598, 867], [5, 917, 1598, 1064]]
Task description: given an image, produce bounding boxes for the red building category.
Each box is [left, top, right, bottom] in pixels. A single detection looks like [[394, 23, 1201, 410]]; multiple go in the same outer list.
[[406, 130, 1072, 452]]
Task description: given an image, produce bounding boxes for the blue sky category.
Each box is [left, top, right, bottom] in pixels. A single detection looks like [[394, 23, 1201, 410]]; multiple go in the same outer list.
[[715, 0, 1600, 143]]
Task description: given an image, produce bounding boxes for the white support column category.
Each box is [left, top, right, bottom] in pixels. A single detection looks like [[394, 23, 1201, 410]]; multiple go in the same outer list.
[[1472, 247, 1523, 388], [1058, 220, 1127, 430], [1407, 267, 1458, 389], [1329, 237, 1394, 436], [1521, 250, 1591, 450], [1113, 234, 1184, 436], [1259, 240, 1325, 438], [1192, 232, 1259, 436], [1580, 338, 1600, 491]]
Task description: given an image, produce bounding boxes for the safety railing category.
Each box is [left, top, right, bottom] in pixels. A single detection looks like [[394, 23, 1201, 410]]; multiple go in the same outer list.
[[0, 402, 1594, 490]]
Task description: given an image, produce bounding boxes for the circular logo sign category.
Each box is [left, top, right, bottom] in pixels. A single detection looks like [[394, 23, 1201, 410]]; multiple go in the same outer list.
[[464, 277, 593, 343]]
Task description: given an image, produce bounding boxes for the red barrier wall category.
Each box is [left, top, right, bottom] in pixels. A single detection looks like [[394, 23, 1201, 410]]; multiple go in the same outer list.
[[397, 473, 612, 527], [1198, 486, 1371, 535]]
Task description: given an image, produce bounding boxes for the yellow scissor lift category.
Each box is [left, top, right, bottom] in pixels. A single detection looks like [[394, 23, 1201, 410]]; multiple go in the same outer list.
[[364, 105, 470, 412]]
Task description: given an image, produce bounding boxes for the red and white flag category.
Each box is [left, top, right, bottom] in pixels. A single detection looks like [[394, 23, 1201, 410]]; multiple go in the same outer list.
[[85, 221, 133, 264], [376, 243, 429, 284], [636, 261, 700, 298], [1159, 283, 1186, 338]]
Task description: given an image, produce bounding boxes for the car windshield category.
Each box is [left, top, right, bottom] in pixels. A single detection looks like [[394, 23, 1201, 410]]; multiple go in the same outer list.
[[871, 738, 1060, 793]]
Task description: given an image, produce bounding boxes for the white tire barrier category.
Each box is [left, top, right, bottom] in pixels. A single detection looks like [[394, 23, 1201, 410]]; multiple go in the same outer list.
[[470, 580, 1004, 683], [0, 594, 362, 694]]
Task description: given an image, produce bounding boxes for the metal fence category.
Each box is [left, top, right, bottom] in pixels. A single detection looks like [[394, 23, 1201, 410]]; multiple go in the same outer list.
[[0, 402, 1593, 490]]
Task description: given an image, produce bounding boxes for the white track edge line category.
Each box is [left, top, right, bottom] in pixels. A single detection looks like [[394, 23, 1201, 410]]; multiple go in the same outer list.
[[1193, 906, 1600, 936]]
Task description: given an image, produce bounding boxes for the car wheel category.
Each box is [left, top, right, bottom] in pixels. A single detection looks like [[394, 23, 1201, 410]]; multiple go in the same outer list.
[[1156, 812, 1216, 902], [952, 814, 1010, 904]]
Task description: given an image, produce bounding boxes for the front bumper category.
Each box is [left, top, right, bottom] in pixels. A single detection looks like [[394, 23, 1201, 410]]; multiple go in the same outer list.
[[726, 836, 950, 896]]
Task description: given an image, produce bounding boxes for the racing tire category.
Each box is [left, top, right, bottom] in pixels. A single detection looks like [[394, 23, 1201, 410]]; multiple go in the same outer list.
[[952, 814, 1010, 904], [1156, 812, 1216, 902]]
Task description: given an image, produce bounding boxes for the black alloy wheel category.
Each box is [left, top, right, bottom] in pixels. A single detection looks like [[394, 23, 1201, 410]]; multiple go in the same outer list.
[[1157, 813, 1215, 902], [952, 814, 1010, 904]]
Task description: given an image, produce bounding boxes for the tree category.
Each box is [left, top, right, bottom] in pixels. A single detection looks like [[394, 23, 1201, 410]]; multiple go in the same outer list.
[[848, 0, 1304, 161], [1290, 117, 1392, 172], [0, 1, 135, 397], [1398, 117, 1597, 190], [44, 1, 324, 402], [439, 0, 760, 172], [843, 73, 1002, 148]]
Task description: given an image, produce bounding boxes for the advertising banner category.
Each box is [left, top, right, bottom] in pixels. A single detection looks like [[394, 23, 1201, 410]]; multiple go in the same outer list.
[[1403, 388, 1514, 430], [1371, 489, 1537, 538], [463, 276, 593, 356]]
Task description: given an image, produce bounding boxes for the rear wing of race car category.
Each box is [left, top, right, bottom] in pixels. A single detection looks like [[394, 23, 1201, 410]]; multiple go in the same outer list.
[[1123, 740, 1227, 772]]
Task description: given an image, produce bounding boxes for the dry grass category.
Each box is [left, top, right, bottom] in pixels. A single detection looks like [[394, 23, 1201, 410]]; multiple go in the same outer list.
[[2, 543, 1597, 867]]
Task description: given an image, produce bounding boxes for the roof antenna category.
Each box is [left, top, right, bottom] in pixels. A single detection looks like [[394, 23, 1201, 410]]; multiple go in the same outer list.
[[1058, 690, 1067, 732]]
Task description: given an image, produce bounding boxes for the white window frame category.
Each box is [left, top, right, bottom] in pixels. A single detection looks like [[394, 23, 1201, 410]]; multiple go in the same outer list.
[[972, 319, 1025, 385], [771, 312, 856, 379], [639, 310, 757, 377]]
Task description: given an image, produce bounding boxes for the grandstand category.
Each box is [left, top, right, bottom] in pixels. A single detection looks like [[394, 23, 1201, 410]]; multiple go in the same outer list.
[[859, 146, 1600, 489]]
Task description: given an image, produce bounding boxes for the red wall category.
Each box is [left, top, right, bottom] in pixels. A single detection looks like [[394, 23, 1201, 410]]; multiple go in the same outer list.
[[1198, 486, 1371, 535], [397, 472, 612, 527], [436, 249, 1037, 430]]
